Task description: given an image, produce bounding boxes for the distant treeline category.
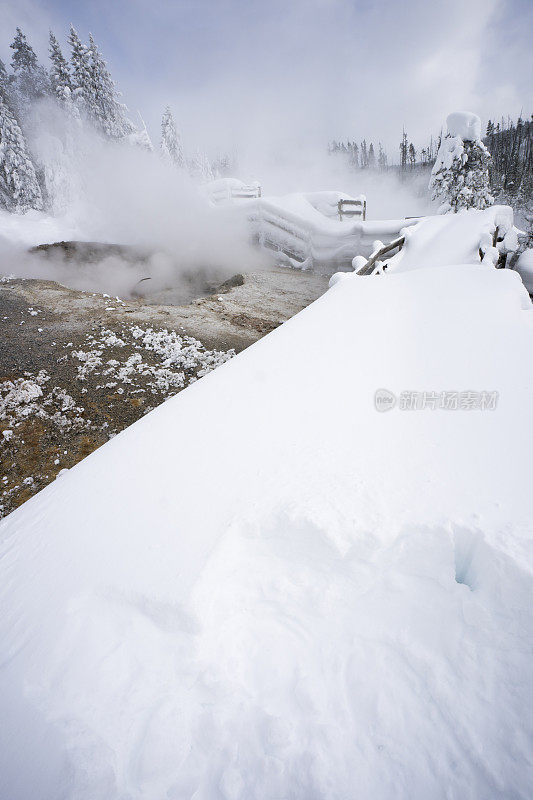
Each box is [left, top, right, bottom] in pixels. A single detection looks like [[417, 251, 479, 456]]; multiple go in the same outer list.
[[485, 116, 533, 202], [328, 115, 533, 204], [328, 130, 440, 172]]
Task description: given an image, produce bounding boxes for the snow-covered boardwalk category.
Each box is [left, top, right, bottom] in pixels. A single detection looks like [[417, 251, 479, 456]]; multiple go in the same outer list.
[[223, 187, 421, 269], [1, 211, 532, 798]]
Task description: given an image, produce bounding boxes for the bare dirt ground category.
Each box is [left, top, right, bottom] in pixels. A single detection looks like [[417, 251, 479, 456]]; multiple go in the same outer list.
[[0, 265, 329, 518]]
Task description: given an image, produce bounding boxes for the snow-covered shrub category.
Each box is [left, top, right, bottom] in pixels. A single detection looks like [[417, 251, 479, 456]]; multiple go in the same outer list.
[[430, 112, 493, 214]]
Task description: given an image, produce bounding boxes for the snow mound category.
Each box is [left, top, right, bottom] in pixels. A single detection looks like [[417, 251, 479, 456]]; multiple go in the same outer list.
[[515, 248, 533, 293], [446, 111, 482, 142], [0, 207, 82, 249], [386, 205, 514, 273], [1, 261, 532, 798]]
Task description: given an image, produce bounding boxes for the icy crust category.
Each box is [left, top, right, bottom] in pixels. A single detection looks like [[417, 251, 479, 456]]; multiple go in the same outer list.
[[72, 325, 234, 393], [0, 370, 86, 430], [0, 261, 532, 798]]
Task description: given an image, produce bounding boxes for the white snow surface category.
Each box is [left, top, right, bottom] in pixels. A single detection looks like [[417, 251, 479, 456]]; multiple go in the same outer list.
[[387, 206, 513, 273], [446, 111, 482, 142], [1, 257, 533, 798], [516, 248, 533, 293], [0, 206, 82, 248]]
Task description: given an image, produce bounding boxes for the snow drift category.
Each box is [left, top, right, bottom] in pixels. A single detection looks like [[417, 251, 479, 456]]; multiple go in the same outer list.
[[516, 248, 533, 293], [386, 205, 516, 273], [1, 245, 533, 797]]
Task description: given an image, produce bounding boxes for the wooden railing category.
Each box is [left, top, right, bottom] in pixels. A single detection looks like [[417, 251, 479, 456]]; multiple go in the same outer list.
[[338, 198, 366, 221], [356, 222, 508, 276], [355, 235, 405, 275], [230, 185, 261, 200]]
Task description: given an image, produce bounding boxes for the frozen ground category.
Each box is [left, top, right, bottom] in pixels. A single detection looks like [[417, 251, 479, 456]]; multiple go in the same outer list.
[[1, 238, 532, 798]]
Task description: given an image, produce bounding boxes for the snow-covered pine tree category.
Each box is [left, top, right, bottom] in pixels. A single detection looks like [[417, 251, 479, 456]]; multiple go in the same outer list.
[[378, 142, 387, 169], [360, 140, 368, 168], [49, 31, 72, 103], [68, 25, 93, 117], [368, 142, 376, 169], [10, 27, 38, 73], [429, 112, 493, 213], [160, 106, 184, 167], [126, 113, 153, 151], [400, 129, 408, 171], [349, 142, 359, 169], [201, 151, 214, 182], [189, 149, 214, 182], [0, 85, 43, 212], [9, 27, 50, 117], [88, 34, 134, 138], [35, 32, 82, 215], [0, 59, 8, 97]]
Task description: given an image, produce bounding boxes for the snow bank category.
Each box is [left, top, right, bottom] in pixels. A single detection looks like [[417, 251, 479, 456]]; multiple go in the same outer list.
[[0, 207, 82, 249], [386, 205, 514, 273], [515, 248, 533, 293], [1, 256, 532, 798]]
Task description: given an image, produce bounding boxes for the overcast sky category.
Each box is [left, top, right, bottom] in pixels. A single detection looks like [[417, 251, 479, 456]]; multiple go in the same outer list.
[[1, 0, 532, 162]]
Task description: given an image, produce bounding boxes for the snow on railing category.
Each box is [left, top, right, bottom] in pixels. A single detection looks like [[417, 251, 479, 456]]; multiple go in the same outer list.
[[230, 185, 262, 200], [205, 178, 261, 204], [355, 236, 405, 275], [246, 198, 365, 269], [352, 206, 521, 277], [338, 198, 366, 221], [244, 197, 421, 271], [208, 184, 419, 270]]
